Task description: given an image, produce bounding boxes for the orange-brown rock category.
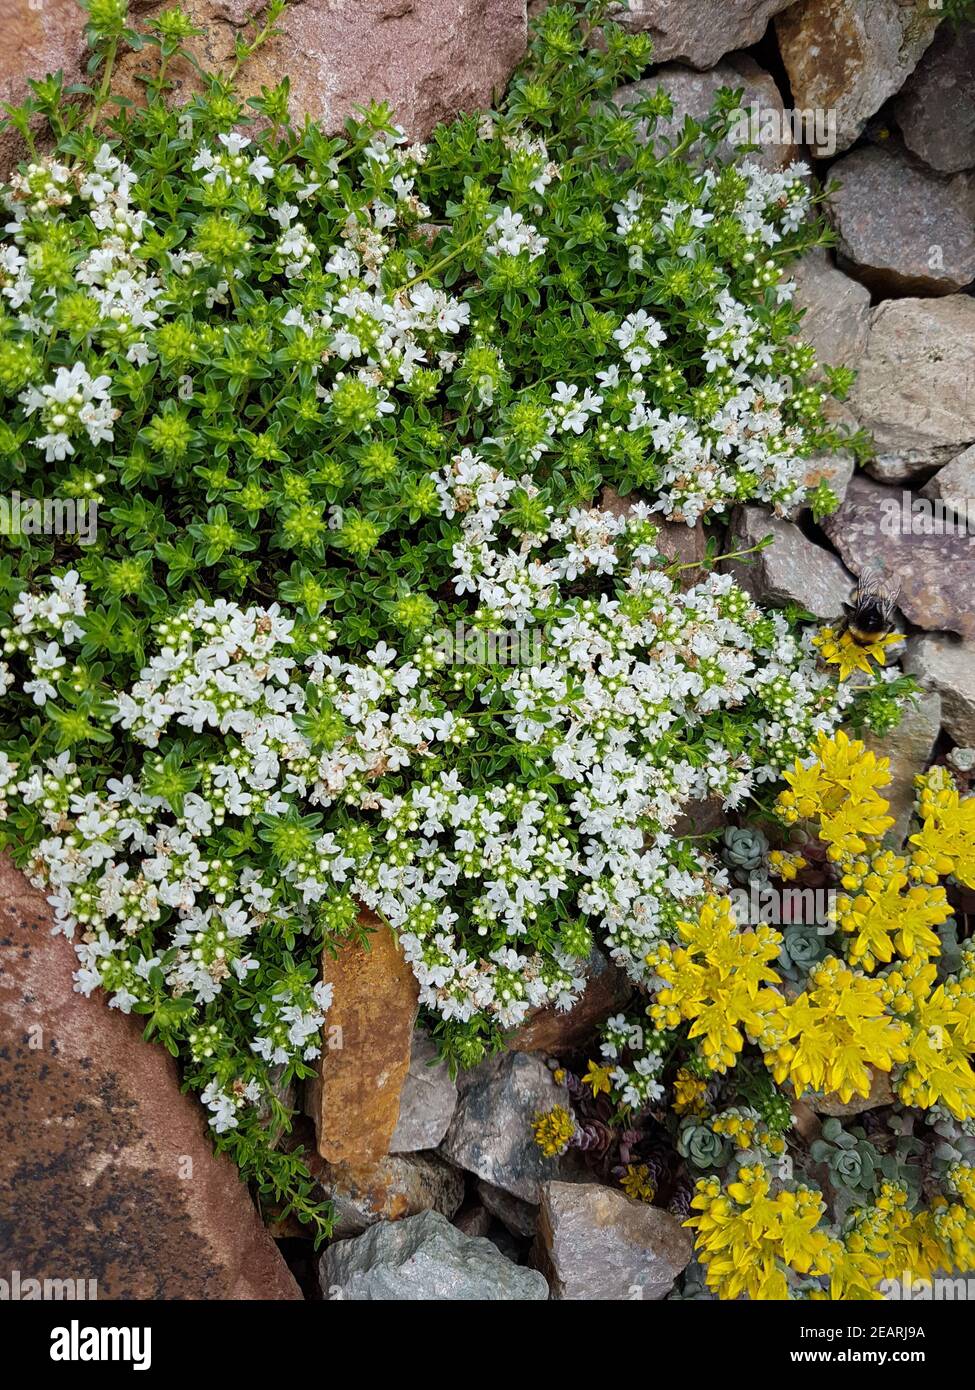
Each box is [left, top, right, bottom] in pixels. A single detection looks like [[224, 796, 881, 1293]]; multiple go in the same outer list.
[[0, 857, 300, 1299], [306, 909, 419, 1164], [811, 1066, 895, 1117]]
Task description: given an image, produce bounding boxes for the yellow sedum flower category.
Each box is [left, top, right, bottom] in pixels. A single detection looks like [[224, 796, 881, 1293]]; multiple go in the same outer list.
[[776, 729, 893, 860], [834, 849, 951, 972], [582, 1059, 614, 1099], [621, 1163, 656, 1203], [672, 1066, 709, 1116], [814, 626, 901, 681], [687, 1165, 834, 1300], [883, 954, 975, 1121], [910, 769, 975, 890], [646, 895, 784, 1073], [531, 1105, 576, 1158], [761, 956, 909, 1104]]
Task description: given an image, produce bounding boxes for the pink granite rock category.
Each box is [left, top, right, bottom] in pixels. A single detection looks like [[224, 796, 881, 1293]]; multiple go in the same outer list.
[[0, 857, 301, 1299]]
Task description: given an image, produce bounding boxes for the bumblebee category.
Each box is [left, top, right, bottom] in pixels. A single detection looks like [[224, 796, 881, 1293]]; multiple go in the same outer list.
[[841, 569, 900, 646]]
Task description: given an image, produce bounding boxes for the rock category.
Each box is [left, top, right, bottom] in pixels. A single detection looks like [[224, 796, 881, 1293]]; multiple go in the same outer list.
[[441, 1052, 578, 1202], [1, 0, 527, 170], [811, 1067, 895, 1116], [615, 56, 798, 170], [535, 1181, 693, 1300], [722, 506, 853, 620], [453, 1203, 493, 1239], [851, 296, 975, 480], [320, 1209, 549, 1300], [306, 910, 418, 1165], [828, 146, 975, 296], [477, 1178, 540, 1237], [506, 947, 631, 1053], [823, 474, 975, 640], [904, 636, 975, 747], [599, 485, 707, 589], [310, 1152, 465, 1239], [864, 692, 941, 845], [921, 447, 975, 531], [894, 22, 975, 174], [0, 858, 300, 1299], [790, 251, 872, 379], [776, 0, 940, 157], [610, 0, 795, 69], [0, 0, 87, 177], [389, 1029, 457, 1154]]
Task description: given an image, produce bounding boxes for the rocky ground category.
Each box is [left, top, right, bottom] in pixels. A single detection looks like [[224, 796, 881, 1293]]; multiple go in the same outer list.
[[1, 0, 974, 1300]]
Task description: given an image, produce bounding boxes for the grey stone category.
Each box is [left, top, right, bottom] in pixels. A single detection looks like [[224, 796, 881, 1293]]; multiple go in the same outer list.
[[389, 1029, 457, 1154], [320, 1209, 549, 1301], [864, 692, 941, 846], [722, 507, 853, 620], [477, 1178, 539, 1238], [851, 296, 975, 480], [616, 55, 797, 170], [921, 447, 975, 531], [441, 1052, 578, 1202], [894, 22, 975, 174], [535, 1181, 693, 1301], [828, 146, 975, 296], [609, 0, 795, 69], [791, 250, 872, 378], [776, 0, 940, 157], [823, 474, 975, 640], [903, 636, 975, 747]]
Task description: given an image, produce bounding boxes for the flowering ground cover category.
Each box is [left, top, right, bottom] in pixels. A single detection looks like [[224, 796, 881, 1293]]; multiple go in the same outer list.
[[2, 0, 974, 1299]]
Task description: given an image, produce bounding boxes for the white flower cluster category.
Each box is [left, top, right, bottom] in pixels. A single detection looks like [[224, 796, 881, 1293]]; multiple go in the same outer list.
[[5, 460, 850, 1051]]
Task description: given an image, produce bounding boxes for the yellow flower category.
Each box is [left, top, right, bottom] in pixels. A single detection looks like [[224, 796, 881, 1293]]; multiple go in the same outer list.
[[531, 1105, 576, 1158], [646, 895, 784, 1073], [672, 1066, 709, 1116], [834, 850, 951, 972], [761, 956, 909, 1104], [582, 1059, 614, 1099], [884, 955, 975, 1121], [814, 626, 901, 681], [776, 729, 893, 858], [687, 1165, 833, 1300], [621, 1163, 655, 1203], [910, 771, 975, 890]]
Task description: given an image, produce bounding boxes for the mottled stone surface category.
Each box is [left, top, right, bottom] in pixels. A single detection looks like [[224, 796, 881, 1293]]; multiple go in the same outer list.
[[894, 22, 975, 174], [389, 1029, 457, 1154], [441, 1052, 577, 1202], [599, 485, 707, 589], [823, 474, 975, 639], [616, 55, 797, 170], [904, 636, 975, 747], [307, 911, 418, 1165], [309, 1151, 465, 1238], [921, 447, 975, 531], [851, 296, 975, 480], [535, 1181, 693, 1300], [864, 692, 941, 846], [506, 947, 631, 1053], [791, 250, 872, 378], [321, 1209, 549, 1300], [723, 507, 854, 620], [610, 0, 795, 68], [1, 0, 527, 175], [776, 0, 939, 156], [828, 146, 975, 296], [0, 858, 300, 1299], [0, 0, 87, 176]]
